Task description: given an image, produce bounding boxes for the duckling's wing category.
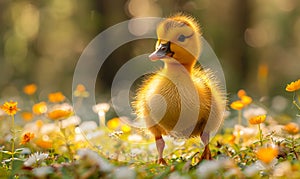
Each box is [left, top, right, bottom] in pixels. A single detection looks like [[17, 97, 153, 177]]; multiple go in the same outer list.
[[193, 67, 227, 136]]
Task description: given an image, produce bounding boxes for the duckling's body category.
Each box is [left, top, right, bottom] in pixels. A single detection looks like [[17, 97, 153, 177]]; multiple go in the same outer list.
[[136, 65, 215, 138], [133, 13, 225, 164]]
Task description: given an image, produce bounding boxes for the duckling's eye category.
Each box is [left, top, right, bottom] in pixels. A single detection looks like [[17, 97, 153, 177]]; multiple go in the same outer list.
[[177, 34, 186, 42], [160, 47, 166, 51]]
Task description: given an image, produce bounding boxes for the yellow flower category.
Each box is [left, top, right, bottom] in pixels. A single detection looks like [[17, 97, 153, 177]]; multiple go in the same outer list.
[[21, 112, 33, 121], [256, 147, 278, 164], [241, 95, 252, 105], [107, 118, 131, 132], [283, 122, 299, 135], [1, 101, 20, 116], [121, 124, 131, 133], [249, 115, 266, 125], [230, 100, 245, 110], [36, 138, 53, 149], [74, 84, 90, 98], [20, 132, 34, 145], [48, 92, 66, 103], [32, 102, 47, 115], [23, 84, 37, 95], [107, 118, 120, 130], [286, 79, 300, 92], [48, 109, 72, 120]]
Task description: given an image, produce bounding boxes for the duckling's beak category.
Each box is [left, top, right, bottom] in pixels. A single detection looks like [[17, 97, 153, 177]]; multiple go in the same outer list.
[[149, 41, 174, 61]]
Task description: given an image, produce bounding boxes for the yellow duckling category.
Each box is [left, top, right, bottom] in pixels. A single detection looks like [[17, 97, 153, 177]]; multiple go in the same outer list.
[[133, 13, 226, 165]]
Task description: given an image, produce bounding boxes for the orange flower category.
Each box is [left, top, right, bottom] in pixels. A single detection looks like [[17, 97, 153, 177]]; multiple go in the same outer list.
[[36, 138, 53, 149], [20, 132, 34, 145], [32, 102, 47, 115], [236, 89, 252, 106], [48, 92, 66, 103], [21, 112, 33, 121], [76, 84, 86, 92], [230, 100, 245, 110], [256, 147, 278, 164], [48, 109, 72, 120], [1, 101, 20, 116], [258, 63, 269, 79], [249, 115, 266, 125], [23, 84, 37, 95], [286, 79, 300, 92], [36, 119, 44, 128], [74, 84, 89, 98], [283, 122, 299, 135], [237, 89, 247, 98], [228, 135, 236, 144]]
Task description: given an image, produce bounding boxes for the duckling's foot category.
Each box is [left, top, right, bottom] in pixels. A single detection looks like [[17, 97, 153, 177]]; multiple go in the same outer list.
[[199, 132, 212, 161], [188, 145, 212, 170], [157, 158, 167, 165], [155, 136, 167, 165], [199, 144, 212, 161]]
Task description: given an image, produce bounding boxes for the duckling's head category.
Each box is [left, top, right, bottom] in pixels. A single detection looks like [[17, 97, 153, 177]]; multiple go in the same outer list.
[[149, 14, 202, 68]]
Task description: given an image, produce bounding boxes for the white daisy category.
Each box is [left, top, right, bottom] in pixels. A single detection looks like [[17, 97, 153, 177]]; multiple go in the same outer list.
[[33, 166, 54, 177], [61, 116, 81, 128], [243, 165, 260, 177], [113, 167, 136, 179], [79, 121, 98, 132], [273, 161, 292, 177], [24, 152, 49, 167], [77, 149, 113, 172], [127, 134, 142, 142], [197, 160, 221, 177]]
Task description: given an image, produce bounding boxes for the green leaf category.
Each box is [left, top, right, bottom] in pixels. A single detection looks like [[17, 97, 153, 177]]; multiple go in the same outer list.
[[1, 150, 13, 155], [10, 159, 24, 178], [15, 148, 26, 153], [56, 155, 67, 163]]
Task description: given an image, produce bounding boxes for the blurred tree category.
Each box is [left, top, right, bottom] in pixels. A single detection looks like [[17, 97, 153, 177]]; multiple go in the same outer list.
[[0, 0, 299, 102]]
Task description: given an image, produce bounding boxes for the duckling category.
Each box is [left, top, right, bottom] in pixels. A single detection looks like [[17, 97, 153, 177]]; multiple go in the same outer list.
[[133, 13, 226, 165]]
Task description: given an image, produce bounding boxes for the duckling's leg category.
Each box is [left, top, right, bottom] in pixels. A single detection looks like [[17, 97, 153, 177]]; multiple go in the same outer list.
[[199, 132, 212, 160], [155, 135, 167, 165]]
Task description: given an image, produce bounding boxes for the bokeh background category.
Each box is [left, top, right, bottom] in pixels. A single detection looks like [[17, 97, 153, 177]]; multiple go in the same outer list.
[[0, 0, 299, 107]]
